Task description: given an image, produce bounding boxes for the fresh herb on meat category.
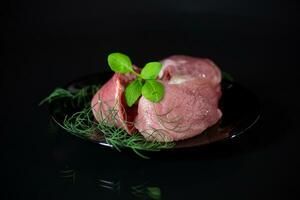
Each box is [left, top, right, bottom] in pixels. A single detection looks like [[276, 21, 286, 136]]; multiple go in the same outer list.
[[107, 52, 164, 106]]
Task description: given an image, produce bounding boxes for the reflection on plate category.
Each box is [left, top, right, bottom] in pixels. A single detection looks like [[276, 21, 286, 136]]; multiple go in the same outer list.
[[49, 72, 260, 150]]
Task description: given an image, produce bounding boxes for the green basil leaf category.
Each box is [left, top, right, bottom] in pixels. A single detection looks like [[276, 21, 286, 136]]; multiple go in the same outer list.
[[140, 62, 162, 80], [107, 52, 133, 73], [142, 80, 164, 103], [125, 79, 143, 107]]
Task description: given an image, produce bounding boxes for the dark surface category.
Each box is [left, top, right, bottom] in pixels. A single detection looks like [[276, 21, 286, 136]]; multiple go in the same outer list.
[[2, 1, 300, 200]]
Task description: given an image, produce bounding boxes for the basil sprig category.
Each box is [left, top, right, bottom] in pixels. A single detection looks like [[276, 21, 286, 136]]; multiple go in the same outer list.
[[107, 52, 164, 107]]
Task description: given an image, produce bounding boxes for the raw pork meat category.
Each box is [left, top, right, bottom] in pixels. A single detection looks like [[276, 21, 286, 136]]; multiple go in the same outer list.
[[134, 55, 222, 141], [91, 72, 138, 133], [91, 55, 222, 141]]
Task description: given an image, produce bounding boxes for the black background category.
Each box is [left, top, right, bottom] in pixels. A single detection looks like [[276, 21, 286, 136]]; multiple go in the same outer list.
[[2, 0, 300, 199]]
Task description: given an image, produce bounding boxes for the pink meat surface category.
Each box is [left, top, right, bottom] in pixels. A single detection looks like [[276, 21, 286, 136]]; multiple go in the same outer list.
[[134, 55, 222, 142], [91, 72, 138, 133], [91, 55, 222, 141], [159, 55, 221, 85]]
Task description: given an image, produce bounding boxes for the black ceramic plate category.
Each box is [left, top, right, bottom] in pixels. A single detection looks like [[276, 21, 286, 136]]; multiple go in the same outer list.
[[49, 72, 260, 149]]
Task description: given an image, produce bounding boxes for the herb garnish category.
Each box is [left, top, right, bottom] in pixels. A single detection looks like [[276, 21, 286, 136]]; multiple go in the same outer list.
[[40, 85, 174, 159], [107, 52, 164, 107]]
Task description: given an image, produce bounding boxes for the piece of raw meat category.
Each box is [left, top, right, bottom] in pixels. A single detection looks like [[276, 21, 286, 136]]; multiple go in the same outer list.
[[91, 55, 222, 142], [91, 72, 138, 133], [134, 55, 222, 141]]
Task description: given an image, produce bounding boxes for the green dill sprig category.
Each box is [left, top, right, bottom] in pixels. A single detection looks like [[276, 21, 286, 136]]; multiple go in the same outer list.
[[39, 88, 73, 106], [39, 85, 99, 107], [41, 85, 174, 159], [57, 104, 174, 159]]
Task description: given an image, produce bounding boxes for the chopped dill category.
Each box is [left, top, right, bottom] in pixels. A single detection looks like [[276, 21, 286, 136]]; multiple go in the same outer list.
[[41, 84, 175, 159]]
